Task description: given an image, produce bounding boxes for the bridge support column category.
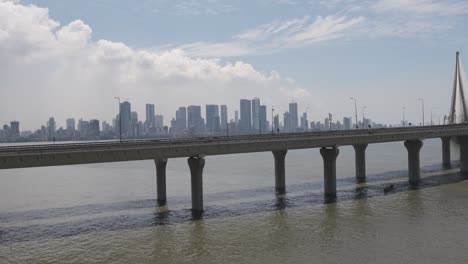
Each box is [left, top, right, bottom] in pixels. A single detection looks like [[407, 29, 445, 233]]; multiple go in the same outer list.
[[353, 144, 368, 182], [441, 137, 451, 168], [404, 140, 423, 185], [188, 157, 205, 212], [155, 158, 168, 205], [320, 147, 339, 199], [458, 136, 468, 175], [272, 150, 287, 194]]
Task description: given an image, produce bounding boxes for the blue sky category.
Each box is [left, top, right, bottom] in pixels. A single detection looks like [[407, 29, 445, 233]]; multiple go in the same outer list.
[[2, 0, 468, 129]]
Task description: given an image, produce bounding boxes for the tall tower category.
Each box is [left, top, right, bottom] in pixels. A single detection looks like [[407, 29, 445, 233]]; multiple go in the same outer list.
[[449, 52, 467, 124]]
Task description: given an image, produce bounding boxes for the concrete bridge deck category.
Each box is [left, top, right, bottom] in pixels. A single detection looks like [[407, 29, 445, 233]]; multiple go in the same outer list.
[[2, 124, 468, 212]]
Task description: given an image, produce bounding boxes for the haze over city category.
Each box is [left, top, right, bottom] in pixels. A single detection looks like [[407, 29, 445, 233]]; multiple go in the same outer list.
[[1, 0, 468, 130]]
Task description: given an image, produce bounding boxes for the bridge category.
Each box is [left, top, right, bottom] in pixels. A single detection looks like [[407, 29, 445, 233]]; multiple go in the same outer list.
[[2, 124, 468, 211]]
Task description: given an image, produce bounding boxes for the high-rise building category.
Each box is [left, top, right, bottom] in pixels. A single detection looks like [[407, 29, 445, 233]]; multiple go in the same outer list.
[[175, 107, 187, 133], [120, 101, 131, 136], [78, 119, 89, 137], [251, 98, 260, 131], [66, 118, 75, 131], [259, 105, 267, 133], [155, 115, 164, 128], [300, 112, 308, 131], [146, 104, 155, 129], [235, 111, 239, 124], [283, 112, 291, 132], [220, 105, 228, 130], [240, 99, 251, 133], [274, 115, 279, 132], [47, 117, 56, 140], [187, 105, 203, 132], [10, 121, 19, 139], [324, 118, 330, 131], [206, 104, 220, 132], [89, 119, 100, 137], [343, 117, 352, 130], [289, 102, 298, 131]]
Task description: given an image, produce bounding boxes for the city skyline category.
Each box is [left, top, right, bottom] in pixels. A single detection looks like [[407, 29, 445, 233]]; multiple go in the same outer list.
[[1, 1, 467, 130]]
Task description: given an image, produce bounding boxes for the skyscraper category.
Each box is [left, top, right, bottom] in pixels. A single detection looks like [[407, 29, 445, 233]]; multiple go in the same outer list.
[[259, 105, 267, 133], [240, 99, 251, 133], [251, 97, 260, 131], [206, 104, 220, 132], [66, 118, 75, 131], [89, 119, 100, 137], [235, 111, 239, 124], [47, 117, 56, 140], [120, 101, 131, 137], [220, 105, 228, 130], [187, 105, 203, 132], [289, 102, 298, 131], [343, 117, 352, 130], [175, 107, 187, 132], [283, 112, 291, 132], [10, 121, 19, 139], [146, 104, 155, 129]]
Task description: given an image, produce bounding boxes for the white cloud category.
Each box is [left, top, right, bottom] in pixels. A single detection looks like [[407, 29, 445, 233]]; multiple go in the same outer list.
[[373, 0, 468, 16], [0, 0, 311, 129], [179, 15, 365, 58]]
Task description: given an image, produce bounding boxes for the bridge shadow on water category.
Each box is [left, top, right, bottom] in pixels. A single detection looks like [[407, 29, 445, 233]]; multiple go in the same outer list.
[[0, 162, 466, 243]]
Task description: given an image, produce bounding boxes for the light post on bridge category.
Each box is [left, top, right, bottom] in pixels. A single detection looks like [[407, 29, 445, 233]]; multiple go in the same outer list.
[[114, 96, 122, 143], [418, 98, 425, 126], [350, 97, 358, 129], [402, 107, 406, 127], [362, 106, 367, 129], [271, 106, 275, 134]]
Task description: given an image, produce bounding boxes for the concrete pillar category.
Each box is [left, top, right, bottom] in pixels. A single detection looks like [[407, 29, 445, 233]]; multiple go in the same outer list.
[[272, 150, 287, 194], [155, 158, 168, 204], [353, 144, 368, 181], [320, 147, 339, 198], [458, 136, 468, 174], [188, 157, 205, 212], [404, 140, 423, 185], [441, 137, 451, 168]]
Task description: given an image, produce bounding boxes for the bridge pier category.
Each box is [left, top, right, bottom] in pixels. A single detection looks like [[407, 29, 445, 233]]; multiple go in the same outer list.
[[272, 150, 287, 194], [404, 140, 423, 185], [320, 147, 339, 199], [188, 156, 205, 212], [441, 137, 451, 168], [458, 136, 468, 175], [353, 144, 368, 182], [155, 158, 168, 205]]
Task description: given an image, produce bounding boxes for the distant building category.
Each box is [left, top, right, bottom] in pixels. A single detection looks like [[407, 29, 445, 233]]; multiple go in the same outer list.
[[120, 101, 131, 137], [300, 112, 308, 131], [10, 121, 19, 139], [220, 105, 228, 130], [47, 117, 56, 140], [283, 112, 291, 132], [146, 104, 155, 129], [66, 118, 75, 131], [175, 107, 187, 133], [78, 119, 89, 137], [89, 119, 100, 137], [343, 117, 352, 130], [240, 99, 251, 133], [289, 103, 298, 131], [155, 115, 164, 128], [187, 105, 203, 133], [235, 110, 239, 124], [259, 105, 267, 133], [206, 104, 220, 132], [251, 98, 260, 131], [274, 115, 279, 132]]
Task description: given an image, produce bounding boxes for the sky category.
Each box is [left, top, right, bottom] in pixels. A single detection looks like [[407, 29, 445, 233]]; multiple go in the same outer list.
[[1, 0, 468, 130]]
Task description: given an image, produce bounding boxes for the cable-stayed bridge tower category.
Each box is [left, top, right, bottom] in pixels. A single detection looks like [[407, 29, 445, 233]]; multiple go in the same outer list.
[[449, 52, 467, 124]]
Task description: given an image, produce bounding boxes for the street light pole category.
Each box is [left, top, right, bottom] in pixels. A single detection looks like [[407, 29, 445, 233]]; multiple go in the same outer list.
[[114, 97, 122, 143], [350, 97, 358, 129], [362, 106, 367, 129], [402, 107, 406, 127], [418, 98, 425, 126], [271, 106, 275, 134]]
